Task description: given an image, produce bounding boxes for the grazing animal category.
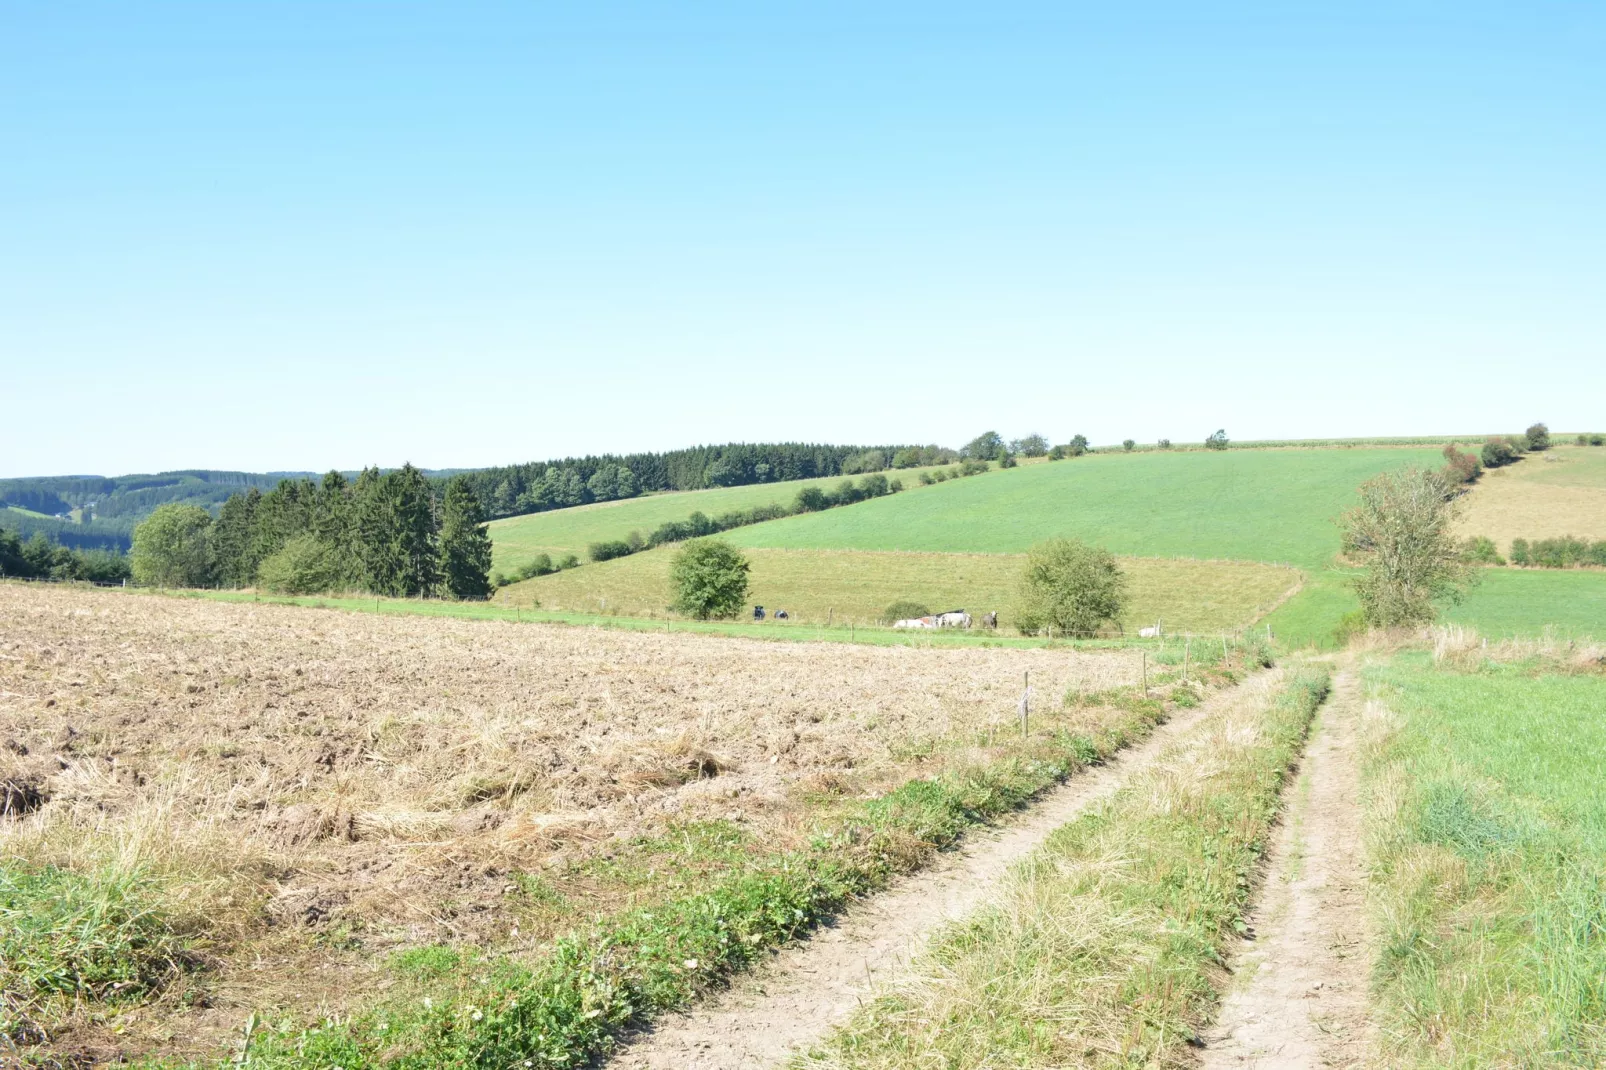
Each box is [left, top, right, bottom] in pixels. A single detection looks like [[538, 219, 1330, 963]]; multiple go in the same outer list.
[[774, 609, 789, 620], [981, 611, 998, 629], [1138, 620, 1162, 639], [935, 610, 971, 629], [894, 616, 938, 629], [753, 605, 765, 620]]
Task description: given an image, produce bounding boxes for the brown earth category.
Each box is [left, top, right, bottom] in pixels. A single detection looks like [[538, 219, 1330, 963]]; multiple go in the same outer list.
[[1199, 666, 1371, 1069], [0, 583, 1144, 1059]]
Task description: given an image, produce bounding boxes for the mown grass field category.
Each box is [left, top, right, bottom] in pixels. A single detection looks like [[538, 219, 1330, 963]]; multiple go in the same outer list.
[[724, 448, 1443, 567], [1455, 445, 1606, 554], [498, 546, 1300, 636], [1364, 642, 1606, 1065], [486, 466, 950, 573]]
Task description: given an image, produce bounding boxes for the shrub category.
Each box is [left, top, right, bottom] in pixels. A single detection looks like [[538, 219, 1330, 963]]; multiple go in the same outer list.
[[669, 539, 751, 620], [1158, 438, 1172, 449], [1341, 468, 1473, 627], [1047, 445, 1066, 460], [1462, 536, 1505, 565], [1333, 610, 1368, 646], [557, 554, 579, 570], [1592, 435, 1604, 447], [840, 449, 888, 475], [588, 540, 635, 563], [257, 534, 340, 594], [517, 554, 554, 580], [998, 452, 1018, 469], [830, 479, 862, 506], [1524, 422, 1551, 451], [889, 478, 904, 493], [1578, 434, 1590, 447], [794, 486, 829, 512], [1014, 538, 1129, 637], [492, 571, 508, 587], [960, 459, 989, 476], [858, 473, 891, 498], [1122, 439, 1135, 452], [1205, 429, 1229, 450], [1441, 444, 1482, 486], [880, 600, 931, 624], [919, 471, 935, 485], [1510, 538, 1530, 566], [1480, 438, 1519, 468], [933, 470, 948, 482]]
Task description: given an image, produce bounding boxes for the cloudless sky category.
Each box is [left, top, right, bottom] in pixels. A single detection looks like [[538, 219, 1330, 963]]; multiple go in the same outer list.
[[3, 2, 1602, 477]]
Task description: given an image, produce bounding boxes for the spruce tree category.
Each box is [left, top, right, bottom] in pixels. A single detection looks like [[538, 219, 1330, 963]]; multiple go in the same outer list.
[[210, 487, 260, 587], [391, 463, 440, 597], [439, 476, 493, 600]]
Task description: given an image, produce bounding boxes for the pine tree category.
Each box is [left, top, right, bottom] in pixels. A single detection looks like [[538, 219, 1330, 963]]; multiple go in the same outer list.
[[391, 463, 440, 597], [210, 487, 261, 587], [439, 476, 493, 600]]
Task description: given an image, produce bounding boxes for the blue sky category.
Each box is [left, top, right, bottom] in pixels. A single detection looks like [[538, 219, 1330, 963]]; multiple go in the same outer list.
[[3, 2, 1602, 477]]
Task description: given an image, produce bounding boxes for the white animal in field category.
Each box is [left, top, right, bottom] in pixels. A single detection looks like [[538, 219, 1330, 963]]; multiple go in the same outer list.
[[935, 610, 971, 629], [1138, 621, 1162, 639], [894, 616, 938, 629]]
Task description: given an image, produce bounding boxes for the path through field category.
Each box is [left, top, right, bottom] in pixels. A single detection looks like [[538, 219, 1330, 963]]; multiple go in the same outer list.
[[1200, 665, 1371, 1068], [608, 668, 1285, 1070]]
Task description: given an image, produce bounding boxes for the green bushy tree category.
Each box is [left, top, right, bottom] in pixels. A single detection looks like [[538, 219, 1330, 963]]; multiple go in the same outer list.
[[1015, 538, 1128, 637], [256, 533, 340, 594], [1524, 422, 1551, 451], [131, 504, 214, 588], [1341, 467, 1473, 627], [669, 539, 750, 620], [1205, 429, 1229, 450], [961, 431, 1005, 462]]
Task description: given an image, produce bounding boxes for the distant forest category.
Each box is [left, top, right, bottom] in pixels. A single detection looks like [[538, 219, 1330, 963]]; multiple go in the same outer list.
[[1, 443, 903, 551], [455, 442, 906, 521]]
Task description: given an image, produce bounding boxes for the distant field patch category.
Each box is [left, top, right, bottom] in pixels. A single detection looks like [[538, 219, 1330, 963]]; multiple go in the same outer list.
[[486, 466, 948, 572], [1455, 447, 1606, 554], [725, 447, 1443, 567], [497, 546, 1300, 635]]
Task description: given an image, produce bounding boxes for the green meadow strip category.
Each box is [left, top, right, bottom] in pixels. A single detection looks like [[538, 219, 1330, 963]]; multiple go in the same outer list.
[[1362, 653, 1606, 1066], [796, 666, 1330, 1070], [167, 662, 1258, 1068]]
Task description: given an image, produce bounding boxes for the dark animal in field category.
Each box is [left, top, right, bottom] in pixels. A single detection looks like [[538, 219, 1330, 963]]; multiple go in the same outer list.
[[753, 605, 765, 620], [774, 609, 789, 620]]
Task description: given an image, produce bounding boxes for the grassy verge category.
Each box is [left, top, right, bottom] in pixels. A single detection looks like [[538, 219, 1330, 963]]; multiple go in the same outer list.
[[158, 650, 1267, 1068], [796, 665, 1331, 1069], [1362, 644, 1606, 1066]]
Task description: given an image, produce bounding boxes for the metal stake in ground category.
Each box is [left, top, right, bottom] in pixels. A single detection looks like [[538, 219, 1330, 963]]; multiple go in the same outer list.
[[1141, 650, 1148, 697], [1019, 669, 1031, 737]]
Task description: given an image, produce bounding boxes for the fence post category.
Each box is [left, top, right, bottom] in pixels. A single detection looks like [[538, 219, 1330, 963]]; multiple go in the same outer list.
[[1141, 650, 1148, 697]]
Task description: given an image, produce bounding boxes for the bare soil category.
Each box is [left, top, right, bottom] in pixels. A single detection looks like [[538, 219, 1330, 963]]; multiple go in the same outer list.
[[1199, 666, 1371, 1069], [0, 583, 1142, 1058], [606, 671, 1280, 1070]]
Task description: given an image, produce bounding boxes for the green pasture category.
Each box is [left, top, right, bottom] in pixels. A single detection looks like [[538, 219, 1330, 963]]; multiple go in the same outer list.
[[485, 465, 948, 573], [497, 546, 1300, 636], [1366, 654, 1606, 1063], [725, 448, 1442, 567], [1266, 567, 1606, 649]]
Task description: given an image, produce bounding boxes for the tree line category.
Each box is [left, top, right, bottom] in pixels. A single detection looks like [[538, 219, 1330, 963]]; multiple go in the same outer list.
[[0, 526, 131, 583], [454, 442, 909, 521], [130, 465, 493, 599]]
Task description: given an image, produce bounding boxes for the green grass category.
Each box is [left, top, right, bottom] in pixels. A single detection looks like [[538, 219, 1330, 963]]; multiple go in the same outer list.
[[171, 650, 1261, 1068], [500, 546, 1300, 636], [726, 448, 1443, 568], [1364, 653, 1606, 1065], [799, 666, 1331, 1069], [1266, 568, 1606, 650], [486, 467, 949, 573], [0, 863, 193, 1038]]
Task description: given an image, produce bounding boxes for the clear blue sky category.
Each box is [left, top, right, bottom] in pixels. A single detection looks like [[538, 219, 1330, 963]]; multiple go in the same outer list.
[[3, 2, 1602, 477]]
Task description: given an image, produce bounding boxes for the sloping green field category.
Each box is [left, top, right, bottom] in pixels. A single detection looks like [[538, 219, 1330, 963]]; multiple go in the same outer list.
[[485, 466, 949, 573], [723, 448, 1441, 567]]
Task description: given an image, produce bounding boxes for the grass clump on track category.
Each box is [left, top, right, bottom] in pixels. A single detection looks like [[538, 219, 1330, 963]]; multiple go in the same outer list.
[[797, 664, 1331, 1069], [176, 649, 1262, 1068], [1363, 640, 1606, 1066]]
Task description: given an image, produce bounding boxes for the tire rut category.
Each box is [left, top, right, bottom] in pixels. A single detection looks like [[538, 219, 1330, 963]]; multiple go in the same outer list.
[[607, 668, 1287, 1070], [1199, 665, 1371, 1069]]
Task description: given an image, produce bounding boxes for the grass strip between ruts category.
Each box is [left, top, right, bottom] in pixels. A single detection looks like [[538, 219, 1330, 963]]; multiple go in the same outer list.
[[796, 665, 1331, 1069], [156, 658, 1266, 1068]]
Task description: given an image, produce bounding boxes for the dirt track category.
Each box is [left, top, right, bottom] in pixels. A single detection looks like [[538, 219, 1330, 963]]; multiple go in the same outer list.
[[608, 669, 1287, 1070], [1200, 665, 1371, 1068]]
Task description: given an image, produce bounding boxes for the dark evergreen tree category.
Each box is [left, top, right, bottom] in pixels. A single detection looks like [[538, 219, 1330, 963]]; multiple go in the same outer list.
[[439, 476, 493, 600], [210, 486, 260, 587]]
